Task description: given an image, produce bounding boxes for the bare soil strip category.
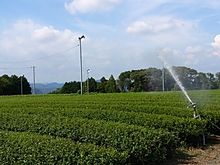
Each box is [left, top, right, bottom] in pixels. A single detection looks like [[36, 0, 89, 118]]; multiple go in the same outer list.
[[162, 135, 220, 165]]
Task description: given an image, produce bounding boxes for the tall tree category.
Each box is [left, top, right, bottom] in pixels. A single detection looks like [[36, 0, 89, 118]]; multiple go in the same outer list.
[[105, 75, 117, 93], [1, 74, 12, 94], [146, 68, 162, 91], [172, 66, 198, 90], [97, 76, 107, 93], [84, 77, 97, 93], [194, 72, 209, 90], [10, 75, 20, 95], [164, 68, 176, 91], [0, 75, 10, 95], [207, 73, 218, 89], [130, 70, 148, 92], [0, 74, 31, 95], [216, 72, 220, 89], [20, 75, 32, 94], [117, 71, 131, 92]]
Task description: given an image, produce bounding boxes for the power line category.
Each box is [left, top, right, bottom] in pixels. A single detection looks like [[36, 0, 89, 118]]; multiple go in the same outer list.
[[0, 67, 31, 69], [0, 45, 79, 64]]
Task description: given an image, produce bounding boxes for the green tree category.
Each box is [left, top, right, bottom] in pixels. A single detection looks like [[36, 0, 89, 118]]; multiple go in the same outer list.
[[163, 68, 176, 91], [207, 73, 218, 89], [194, 72, 209, 90], [173, 66, 198, 90], [0, 75, 10, 95], [61, 81, 80, 93], [84, 77, 97, 93], [10, 75, 20, 95], [105, 75, 117, 93], [0, 74, 31, 95], [49, 88, 62, 94], [1, 74, 12, 94], [146, 68, 162, 91], [20, 75, 32, 94], [216, 72, 220, 89], [97, 77, 107, 93], [130, 70, 148, 92], [117, 71, 131, 92]]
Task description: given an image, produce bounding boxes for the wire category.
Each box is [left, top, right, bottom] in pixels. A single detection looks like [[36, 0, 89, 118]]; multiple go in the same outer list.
[[0, 67, 32, 69], [0, 45, 79, 64]]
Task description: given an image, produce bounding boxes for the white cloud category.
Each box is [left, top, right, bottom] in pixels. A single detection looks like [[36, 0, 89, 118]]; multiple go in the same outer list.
[[126, 20, 173, 34], [186, 53, 195, 60], [65, 0, 121, 14], [211, 34, 220, 57], [0, 19, 82, 82], [185, 46, 203, 53], [126, 16, 196, 35], [31, 26, 78, 52], [0, 20, 79, 56], [32, 26, 60, 42], [157, 46, 201, 68]]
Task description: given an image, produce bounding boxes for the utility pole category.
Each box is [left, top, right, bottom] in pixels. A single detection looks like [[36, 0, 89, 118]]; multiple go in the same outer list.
[[78, 35, 85, 95], [20, 76, 23, 95], [32, 66, 36, 94]]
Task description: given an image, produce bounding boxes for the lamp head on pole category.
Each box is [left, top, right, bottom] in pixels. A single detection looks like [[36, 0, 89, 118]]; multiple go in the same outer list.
[[79, 35, 85, 40]]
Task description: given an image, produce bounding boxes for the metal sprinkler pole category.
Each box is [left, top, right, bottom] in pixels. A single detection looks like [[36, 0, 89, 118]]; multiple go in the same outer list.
[[188, 101, 206, 145]]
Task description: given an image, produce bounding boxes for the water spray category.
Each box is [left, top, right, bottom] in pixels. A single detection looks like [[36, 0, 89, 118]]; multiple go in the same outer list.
[[159, 52, 206, 144], [159, 52, 220, 145]]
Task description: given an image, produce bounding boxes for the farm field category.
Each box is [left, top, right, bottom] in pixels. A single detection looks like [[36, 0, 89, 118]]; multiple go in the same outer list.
[[1, 90, 220, 164]]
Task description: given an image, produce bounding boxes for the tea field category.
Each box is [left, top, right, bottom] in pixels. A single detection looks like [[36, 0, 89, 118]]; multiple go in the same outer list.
[[1, 90, 220, 164]]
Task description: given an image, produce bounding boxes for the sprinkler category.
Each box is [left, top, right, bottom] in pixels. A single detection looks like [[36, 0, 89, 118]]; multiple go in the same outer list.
[[187, 101, 206, 145], [159, 55, 220, 145], [187, 102, 198, 118], [187, 101, 220, 146]]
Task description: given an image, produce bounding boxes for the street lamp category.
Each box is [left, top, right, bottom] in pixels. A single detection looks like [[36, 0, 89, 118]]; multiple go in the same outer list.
[[32, 66, 36, 94], [78, 35, 85, 95], [87, 68, 91, 93]]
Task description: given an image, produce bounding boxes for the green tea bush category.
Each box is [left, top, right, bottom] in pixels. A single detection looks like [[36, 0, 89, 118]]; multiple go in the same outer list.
[[0, 131, 128, 165], [0, 114, 176, 164]]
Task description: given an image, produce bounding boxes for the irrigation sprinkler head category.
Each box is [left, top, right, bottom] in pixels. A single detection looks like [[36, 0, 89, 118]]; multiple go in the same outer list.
[[191, 102, 196, 108], [187, 102, 196, 108], [187, 102, 197, 118]]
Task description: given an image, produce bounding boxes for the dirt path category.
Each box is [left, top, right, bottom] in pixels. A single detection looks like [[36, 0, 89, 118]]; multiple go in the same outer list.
[[163, 135, 220, 165]]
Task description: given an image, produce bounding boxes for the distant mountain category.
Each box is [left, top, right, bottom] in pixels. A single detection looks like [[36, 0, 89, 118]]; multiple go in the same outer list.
[[30, 82, 64, 94]]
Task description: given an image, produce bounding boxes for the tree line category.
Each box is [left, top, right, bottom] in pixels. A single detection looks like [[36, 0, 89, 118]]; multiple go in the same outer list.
[[51, 75, 120, 94], [51, 66, 220, 94], [0, 74, 31, 95], [1, 66, 219, 95]]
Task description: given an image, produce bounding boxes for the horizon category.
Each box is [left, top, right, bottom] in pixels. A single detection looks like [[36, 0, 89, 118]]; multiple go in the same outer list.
[[3, 64, 220, 84]]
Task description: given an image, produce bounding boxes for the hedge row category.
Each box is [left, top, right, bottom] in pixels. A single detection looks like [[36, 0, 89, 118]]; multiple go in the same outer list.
[[41, 108, 207, 145], [0, 131, 128, 165], [0, 113, 176, 164], [1, 107, 207, 145]]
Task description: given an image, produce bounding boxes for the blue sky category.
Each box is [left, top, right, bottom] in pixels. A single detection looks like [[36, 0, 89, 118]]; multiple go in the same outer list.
[[0, 0, 220, 83]]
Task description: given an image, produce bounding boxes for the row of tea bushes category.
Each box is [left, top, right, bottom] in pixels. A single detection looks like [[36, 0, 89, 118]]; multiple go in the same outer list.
[[0, 113, 176, 164], [0, 131, 128, 165]]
